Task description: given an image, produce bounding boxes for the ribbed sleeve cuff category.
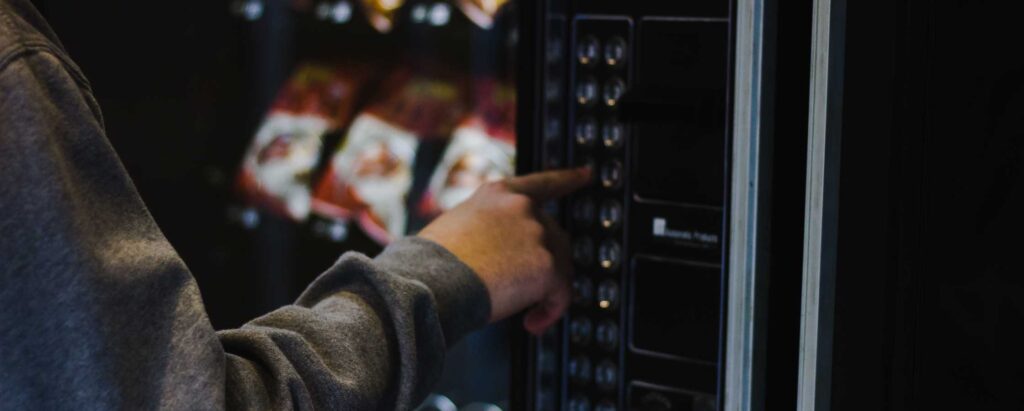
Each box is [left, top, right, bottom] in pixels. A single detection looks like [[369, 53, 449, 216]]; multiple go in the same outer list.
[[373, 236, 491, 345]]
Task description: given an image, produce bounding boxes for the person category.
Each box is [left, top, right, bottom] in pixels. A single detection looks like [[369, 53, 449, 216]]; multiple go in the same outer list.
[[0, 0, 588, 409]]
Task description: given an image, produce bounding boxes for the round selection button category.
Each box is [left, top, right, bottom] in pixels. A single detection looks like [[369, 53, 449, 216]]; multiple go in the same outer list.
[[597, 239, 621, 272], [595, 320, 619, 351], [600, 159, 623, 190], [575, 117, 598, 147], [577, 35, 600, 66], [576, 76, 599, 106], [596, 280, 620, 311], [568, 393, 592, 411], [569, 316, 593, 346], [601, 119, 624, 150], [604, 36, 628, 67], [573, 236, 595, 267], [572, 277, 594, 307], [598, 199, 622, 231], [594, 360, 618, 391], [572, 197, 596, 228], [603, 77, 626, 107], [568, 354, 592, 386]]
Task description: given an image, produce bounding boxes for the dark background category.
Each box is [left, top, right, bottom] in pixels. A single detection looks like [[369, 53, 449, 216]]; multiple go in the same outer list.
[[30, 0, 264, 328], [832, 1, 1024, 409]]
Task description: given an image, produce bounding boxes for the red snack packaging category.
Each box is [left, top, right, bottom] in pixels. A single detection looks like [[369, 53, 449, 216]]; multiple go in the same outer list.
[[236, 63, 368, 221], [455, 0, 513, 29], [417, 78, 516, 218], [312, 69, 469, 244]]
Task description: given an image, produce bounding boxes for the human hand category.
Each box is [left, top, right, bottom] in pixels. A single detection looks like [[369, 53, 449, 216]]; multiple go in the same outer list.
[[418, 167, 591, 335]]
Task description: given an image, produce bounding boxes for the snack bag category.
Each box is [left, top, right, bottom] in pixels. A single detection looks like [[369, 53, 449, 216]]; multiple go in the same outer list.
[[362, 0, 404, 32], [236, 64, 366, 220], [417, 78, 515, 218], [313, 69, 468, 244], [455, 0, 512, 29]]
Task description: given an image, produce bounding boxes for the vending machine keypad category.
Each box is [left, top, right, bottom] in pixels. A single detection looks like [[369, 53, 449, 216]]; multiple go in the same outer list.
[[564, 16, 633, 411]]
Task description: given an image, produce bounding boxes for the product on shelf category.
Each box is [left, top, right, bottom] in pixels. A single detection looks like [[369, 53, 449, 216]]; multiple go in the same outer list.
[[362, 0, 405, 32], [236, 63, 368, 220], [312, 68, 469, 244], [455, 0, 512, 29], [417, 78, 515, 218]]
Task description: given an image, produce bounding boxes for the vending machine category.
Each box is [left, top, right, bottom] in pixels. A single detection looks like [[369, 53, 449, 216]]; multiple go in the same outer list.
[[223, 0, 810, 409]]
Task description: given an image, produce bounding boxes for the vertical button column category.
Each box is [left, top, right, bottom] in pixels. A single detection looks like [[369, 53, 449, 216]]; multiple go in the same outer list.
[[565, 16, 632, 411]]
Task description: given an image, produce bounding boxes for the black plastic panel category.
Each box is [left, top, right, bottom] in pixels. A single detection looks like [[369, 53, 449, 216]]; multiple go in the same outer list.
[[630, 257, 721, 363], [632, 20, 729, 207]]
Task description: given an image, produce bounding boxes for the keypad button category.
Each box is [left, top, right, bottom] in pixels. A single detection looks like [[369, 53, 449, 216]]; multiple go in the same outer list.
[[601, 119, 624, 150], [545, 81, 562, 102], [577, 155, 598, 185], [597, 239, 621, 272], [547, 38, 564, 63], [602, 77, 626, 107], [604, 36, 628, 67], [545, 118, 561, 142], [568, 354, 592, 386], [598, 199, 622, 231], [594, 400, 617, 411], [538, 346, 557, 373], [595, 320, 619, 351], [600, 159, 623, 190], [575, 117, 598, 147], [573, 236, 594, 267], [572, 277, 594, 307], [545, 155, 563, 169], [594, 360, 618, 391], [572, 197, 596, 228], [568, 393, 592, 411], [596, 280, 619, 311], [577, 35, 600, 66], [576, 76, 599, 106], [569, 316, 593, 346]]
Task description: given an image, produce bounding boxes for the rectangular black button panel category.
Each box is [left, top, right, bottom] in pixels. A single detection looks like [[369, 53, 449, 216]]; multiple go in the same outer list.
[[563, 15, 633, 411]]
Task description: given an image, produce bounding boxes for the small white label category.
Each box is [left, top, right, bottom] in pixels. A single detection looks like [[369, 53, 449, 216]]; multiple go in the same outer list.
[[651, 216, 720, 246], [653, 217, 667, 236]]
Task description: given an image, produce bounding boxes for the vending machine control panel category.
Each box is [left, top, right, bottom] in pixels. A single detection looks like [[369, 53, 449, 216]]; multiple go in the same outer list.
[[520, 1, 734, 410]]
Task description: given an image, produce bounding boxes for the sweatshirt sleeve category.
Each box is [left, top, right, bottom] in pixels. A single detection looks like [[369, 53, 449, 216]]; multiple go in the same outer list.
[[0, 49, 491, 411]]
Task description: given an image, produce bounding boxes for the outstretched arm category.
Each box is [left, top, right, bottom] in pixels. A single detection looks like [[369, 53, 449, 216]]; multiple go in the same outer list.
[[0, 47, 585, 410]]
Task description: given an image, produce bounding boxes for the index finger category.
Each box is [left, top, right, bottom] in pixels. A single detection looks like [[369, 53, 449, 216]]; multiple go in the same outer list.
[[505, 167, 592, 201]]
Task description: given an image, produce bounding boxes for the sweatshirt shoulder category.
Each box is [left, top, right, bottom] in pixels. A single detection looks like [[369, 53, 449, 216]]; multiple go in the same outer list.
[[0, 0, 90, 91]]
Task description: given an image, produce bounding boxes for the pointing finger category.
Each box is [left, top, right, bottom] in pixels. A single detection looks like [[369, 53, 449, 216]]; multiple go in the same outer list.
[[505, 167, 591, 202]]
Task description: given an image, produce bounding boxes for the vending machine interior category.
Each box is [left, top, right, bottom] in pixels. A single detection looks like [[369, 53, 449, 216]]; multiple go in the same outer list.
[[225, 1, 523, 408]]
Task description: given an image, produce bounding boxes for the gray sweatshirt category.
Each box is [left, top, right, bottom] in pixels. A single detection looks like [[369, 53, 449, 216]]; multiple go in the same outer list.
[[0, 0, 492, 409]]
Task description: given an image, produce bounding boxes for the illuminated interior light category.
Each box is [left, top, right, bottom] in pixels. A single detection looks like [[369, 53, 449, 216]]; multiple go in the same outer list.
[[242, 0, 264, 21], [315, 2, 332, 19], [411, 4, 427, 23], [331, 1, 353, 23], [429, 3, 451, 26]]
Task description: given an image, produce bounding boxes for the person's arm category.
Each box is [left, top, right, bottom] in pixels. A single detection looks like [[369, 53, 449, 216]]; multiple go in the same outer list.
[[0, 49, 585, 410]]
